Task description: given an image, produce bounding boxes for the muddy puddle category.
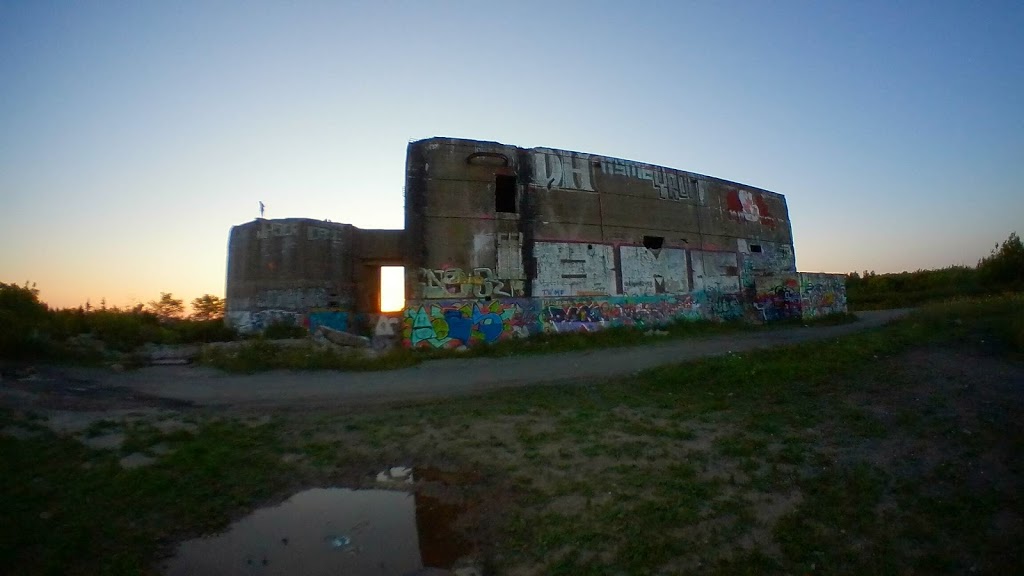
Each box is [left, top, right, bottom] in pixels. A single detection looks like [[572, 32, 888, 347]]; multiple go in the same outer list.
[[163, 485, 472, 575]]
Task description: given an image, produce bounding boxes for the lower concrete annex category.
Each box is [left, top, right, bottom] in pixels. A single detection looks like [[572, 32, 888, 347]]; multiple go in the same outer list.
[[225, 137, 846, 348]]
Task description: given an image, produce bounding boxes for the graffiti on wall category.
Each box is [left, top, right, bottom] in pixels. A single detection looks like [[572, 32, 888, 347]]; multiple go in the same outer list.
[[256, 222, 299, 239], [540, 295, 701, 333], [599, 158, 693, 201], [420, 267, 522, 299], [228, 309, 304, 333], [699, 290, 744, 321], [752, 276, 801, 322], [799, 273, 848, 318], [404, 300, 530, 348], [306, 226, 346, 241], [371, 313, 402, 350], [725, 189, 774, 228], [531, 150, 594, 191], [533, 242, 616, 297]]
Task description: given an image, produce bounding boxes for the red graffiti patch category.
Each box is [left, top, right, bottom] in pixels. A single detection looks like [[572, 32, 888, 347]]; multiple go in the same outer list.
[[726, 189, 774, 228]]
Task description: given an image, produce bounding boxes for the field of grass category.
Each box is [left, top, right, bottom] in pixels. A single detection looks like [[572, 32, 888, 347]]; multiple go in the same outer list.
[[1, 295, 1021, 574]]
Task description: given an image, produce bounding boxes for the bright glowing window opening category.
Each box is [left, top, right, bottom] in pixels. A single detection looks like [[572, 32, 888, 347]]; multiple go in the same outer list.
[[379, 266, 405, 312]]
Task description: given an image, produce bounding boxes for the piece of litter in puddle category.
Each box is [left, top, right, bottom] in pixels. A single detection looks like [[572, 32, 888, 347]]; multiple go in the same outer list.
[[377, 466, 414, 483], [327, 535, 350, 548]]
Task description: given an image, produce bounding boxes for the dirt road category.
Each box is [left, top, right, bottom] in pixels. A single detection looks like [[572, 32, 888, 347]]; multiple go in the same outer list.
[[73, 309, 907, 408]]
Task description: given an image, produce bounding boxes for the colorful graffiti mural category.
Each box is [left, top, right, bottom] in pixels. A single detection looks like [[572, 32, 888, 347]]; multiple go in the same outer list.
[[540, 295, 702, 333], [399, 273, 844, 348], [403, 300, 530, 348], [752, 276, 802, 322], [799, 273, 848, 318]]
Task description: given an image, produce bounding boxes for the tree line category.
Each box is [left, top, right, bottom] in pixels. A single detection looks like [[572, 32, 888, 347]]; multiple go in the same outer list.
[[0, 286, 235, 358], [846, 232, 1023, 309]]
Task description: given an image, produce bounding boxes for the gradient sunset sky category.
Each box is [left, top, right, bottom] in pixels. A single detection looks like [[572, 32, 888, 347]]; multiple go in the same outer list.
[[1, 1, 1021, 310]]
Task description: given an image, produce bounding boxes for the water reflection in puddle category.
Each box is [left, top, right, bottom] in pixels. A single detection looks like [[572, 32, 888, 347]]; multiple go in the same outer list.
[[164, 487, 469, 576]]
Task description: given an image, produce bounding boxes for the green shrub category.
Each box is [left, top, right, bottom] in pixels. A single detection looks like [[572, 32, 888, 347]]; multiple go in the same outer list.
[[170, 319, 237, 344], [0, 282, 49, 358], [978, 232, 1024, 289]]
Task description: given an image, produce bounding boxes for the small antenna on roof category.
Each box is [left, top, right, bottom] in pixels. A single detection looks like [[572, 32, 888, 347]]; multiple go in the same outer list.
[[259, 201, 265, 219]]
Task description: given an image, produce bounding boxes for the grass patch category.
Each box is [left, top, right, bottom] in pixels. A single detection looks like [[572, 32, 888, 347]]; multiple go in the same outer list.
[[0, 417, 291, 575], [199, 339, 421, 373], [2, 295, 1021, 573]]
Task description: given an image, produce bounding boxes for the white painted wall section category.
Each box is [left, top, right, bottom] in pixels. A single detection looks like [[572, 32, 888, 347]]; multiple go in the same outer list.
[[533, 242, 616, 297], [619, 246, 688, 295]]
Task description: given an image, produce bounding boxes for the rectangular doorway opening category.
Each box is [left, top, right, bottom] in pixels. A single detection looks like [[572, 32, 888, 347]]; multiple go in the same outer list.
[[380, 266, 405, 312]]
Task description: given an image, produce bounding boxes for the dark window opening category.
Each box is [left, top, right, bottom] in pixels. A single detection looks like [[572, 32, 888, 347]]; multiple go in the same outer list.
[[643, 235, 664, 250], [750, 244, 763, 253], [495, 175, 517, 213]]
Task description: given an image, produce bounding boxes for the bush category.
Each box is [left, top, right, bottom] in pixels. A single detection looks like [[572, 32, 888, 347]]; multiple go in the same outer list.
[[172, 319, 237, 344], [978, 232, 1024, 289], [0, 282, 49, 358]]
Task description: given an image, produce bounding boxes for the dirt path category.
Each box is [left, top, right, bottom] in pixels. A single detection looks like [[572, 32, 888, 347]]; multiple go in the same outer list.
[[82, 309, 909, 408]]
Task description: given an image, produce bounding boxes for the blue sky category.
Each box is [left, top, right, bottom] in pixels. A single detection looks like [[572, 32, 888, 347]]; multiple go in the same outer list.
[[1, 0, 1021, 309]]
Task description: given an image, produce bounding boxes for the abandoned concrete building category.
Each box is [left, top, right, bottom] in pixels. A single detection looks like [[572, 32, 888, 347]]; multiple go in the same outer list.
[[225, 137, 847, 348]]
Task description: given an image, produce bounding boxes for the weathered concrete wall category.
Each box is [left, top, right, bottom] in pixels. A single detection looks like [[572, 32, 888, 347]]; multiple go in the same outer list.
[[400, 137, 842, 346], [799, 273, 848, 318], [226, 219, 357, 332], [225, 219, 405, 334], [226, 137, 844, 345]]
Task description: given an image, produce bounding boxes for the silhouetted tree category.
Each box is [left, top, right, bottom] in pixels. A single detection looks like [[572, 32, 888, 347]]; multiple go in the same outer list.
[[190, 294, 225, 321], [147, 292, 184, 319], [0, 281, 48, 356], [978, 232, 1024, 288]]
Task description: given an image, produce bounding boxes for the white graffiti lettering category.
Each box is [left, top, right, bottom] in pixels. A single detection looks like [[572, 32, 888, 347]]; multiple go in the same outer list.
[[600, 158, 690, 201], [420, 267, 514, 299], [374, 315, 399, 336], [256, 222, 299, 239], [306, 226, 346, 241], [531, 151, 594, 191]]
